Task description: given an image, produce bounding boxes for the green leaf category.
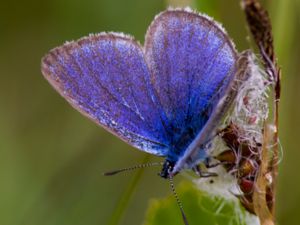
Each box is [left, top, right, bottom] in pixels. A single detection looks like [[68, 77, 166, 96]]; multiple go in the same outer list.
[[144, 181, 257, 225]]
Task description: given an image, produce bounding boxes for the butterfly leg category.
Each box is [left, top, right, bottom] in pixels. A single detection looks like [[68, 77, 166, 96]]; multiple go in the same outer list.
[[192, 164, 218, 178], [203, 157, 221, 169]]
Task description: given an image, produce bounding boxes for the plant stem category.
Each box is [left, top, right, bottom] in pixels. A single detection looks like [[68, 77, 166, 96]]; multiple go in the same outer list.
[[107, 155, 150, 225]]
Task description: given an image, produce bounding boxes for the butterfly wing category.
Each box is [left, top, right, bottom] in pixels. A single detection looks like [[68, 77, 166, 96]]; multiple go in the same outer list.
[[41, 33, 169, 156], [174, 51, 253, 172], [144, 9, 238, 160]]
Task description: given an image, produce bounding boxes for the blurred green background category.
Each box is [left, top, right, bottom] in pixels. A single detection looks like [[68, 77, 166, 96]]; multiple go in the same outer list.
[[0, 0, 299, 224]]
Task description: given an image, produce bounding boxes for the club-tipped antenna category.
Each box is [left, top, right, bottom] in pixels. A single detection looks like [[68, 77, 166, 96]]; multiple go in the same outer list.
[[169, 175, 189, 225], [103, 162, 163, 176]]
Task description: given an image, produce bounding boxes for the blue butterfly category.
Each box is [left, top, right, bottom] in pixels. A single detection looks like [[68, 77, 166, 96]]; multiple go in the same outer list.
[[41, 8, 249, 181]]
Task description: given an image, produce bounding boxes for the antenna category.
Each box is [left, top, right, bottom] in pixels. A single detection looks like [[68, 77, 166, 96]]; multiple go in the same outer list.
[[169, 175, 189, 225], [103, 162, 163, 176]]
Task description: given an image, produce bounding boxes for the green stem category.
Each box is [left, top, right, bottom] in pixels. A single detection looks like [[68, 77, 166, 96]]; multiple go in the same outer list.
[[107, 155, 150, 225]]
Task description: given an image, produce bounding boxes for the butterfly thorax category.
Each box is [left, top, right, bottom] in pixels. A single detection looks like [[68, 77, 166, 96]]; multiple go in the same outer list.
[[159, 127, 196, 178], [169, 126, 196, 155]]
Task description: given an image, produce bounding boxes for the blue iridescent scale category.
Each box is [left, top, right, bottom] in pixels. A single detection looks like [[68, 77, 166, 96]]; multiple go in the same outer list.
[[42, 9, 237, 174]]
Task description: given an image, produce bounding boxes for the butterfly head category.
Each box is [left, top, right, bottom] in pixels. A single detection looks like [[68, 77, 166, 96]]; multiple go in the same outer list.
[[159, 160, 178, 179]]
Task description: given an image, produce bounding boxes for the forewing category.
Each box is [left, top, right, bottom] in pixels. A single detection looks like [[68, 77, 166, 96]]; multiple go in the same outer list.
[[144, 9, 237, 150], [41, 33, 169, 156]]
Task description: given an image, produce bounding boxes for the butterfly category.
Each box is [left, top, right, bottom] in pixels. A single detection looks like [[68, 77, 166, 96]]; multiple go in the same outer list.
[[41, 8, 250, 181]]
